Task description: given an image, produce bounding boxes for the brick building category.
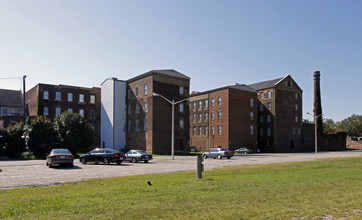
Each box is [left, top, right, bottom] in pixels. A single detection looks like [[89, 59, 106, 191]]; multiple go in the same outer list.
[[248, 75, 303, 152], [101, 70, 190, 154], [189, 84, 258, 152], [0, 89, 24, 128], [26, 84, 101, 146]]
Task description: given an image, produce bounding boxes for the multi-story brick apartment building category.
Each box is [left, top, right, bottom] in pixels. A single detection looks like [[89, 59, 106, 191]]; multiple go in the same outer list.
[[26, 84, 101, 146], [101, 69, 190, 154], [189, 84, 258, 152], [248, 75, 303, 152], [0, 89, 23, 128]]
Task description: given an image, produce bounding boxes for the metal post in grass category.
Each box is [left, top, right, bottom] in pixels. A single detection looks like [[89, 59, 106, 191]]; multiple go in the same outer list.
[[197, 155, 204, 179]]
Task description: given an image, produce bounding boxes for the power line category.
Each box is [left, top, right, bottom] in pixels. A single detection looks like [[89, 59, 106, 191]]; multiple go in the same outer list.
[[0, 76, 23, 80]]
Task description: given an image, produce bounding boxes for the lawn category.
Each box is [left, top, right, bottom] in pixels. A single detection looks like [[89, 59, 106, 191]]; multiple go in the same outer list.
[[0, 157, 361, 219]]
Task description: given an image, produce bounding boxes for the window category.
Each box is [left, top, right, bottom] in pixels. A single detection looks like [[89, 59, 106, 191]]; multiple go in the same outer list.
[[211, 112, 215, 120], [128, 120, 131, 132], [67, 108, 73, 113], [198, 113, 202, 121], [193, 102, 196, 109], [144, 84, 148, 95], [250, 112, 254, 120], [267, 102, 271, 110], [295, 104, 298, 111], [43, 107, 49, 116], [193, 113, 196, 121], [260, 92, 264, 99], [79, 94, 84, 103], [267, 91, 272, 98], [267, 115, 271, 122], [179, 103, 184, 112], [180, 87, 184, 95], [293, 127, 296, 135], [79, 109, 84, 117], [205, 112, 208, 121], [90, 95, 95, 104], [250, 98, 254, 107], [179, 119, 184, 129], [136, 104, 140, 114], [211, 126, 215, 135], [204, 126, 208, 135], [260, 128, 264, 137], [199, 127, 202, 135], [267, 127, 271, 136], [218, 97, 221, 105], [260, 104, 264, 111], [135, 120, 139, 132], [211, 98, 215, 106], [218, 110, 221, 120], [199, 101, 202, 109], [68, 93, 73, 102], [218, 125, 221, 135], [128, 89, 132, 99], [295, 93, 299, 100], [144, 102, 148, 112], [295, 116, 299, 123], [128, 105, 132, 115], [260, 116, 264, 123], [56, 107, 61, 116], [144, 119, 147, 131], [43, 91, 49, 100], [250, 125, 254, 135], [55, 92, 61, 101], [135, 88, 139, 97], [193, 127, 196, 135], [205, 100, 208, 107], [90, 110, 95, 118], [298, 127, 301, 135]]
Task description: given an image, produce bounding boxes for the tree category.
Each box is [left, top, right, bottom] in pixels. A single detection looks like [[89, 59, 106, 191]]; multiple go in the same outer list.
[[323, 118, 337, 134], [54, 112, 94, 154], [336, 114, 362, 137], [303, 119, 313, 124], [23, 116, 57, 157], [4, 122, 24, 158]]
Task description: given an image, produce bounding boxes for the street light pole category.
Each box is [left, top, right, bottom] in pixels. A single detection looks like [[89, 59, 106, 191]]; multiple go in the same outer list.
[[307, 112, 323, 154], [153, 92, 191, 160]]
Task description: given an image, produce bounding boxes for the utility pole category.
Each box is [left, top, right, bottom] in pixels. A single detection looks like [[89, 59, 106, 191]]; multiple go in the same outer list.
[[23, 75, 27, 123]]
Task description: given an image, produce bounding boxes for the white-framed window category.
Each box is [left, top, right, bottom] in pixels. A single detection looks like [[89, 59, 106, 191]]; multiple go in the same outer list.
[[218, 97, 221, 105], [136, 104, 140, 114], [144, 102, 148, 112], [193, 127, 196, 136], [250, 98, 254, 107], [267, 91, 272, 98], [128, 105, 132, 115], [193, 113, 196, 121], [267, 115, 271, 122], [67, 108, 73, 113], [267, 127, 271, 136], [250, 125, 254, 135], [135, 120, 139, 132], [250, 112, 254, 120], [260, 128, 264, 137], [179, 119, 184, 129], [144, 119, 147, 131], [205, 100, 208, 108], [56, 107, 61, 116], [68, 93, 73, 102], [199, 100, 202, 109], [43, 91, 49, 100], [43, 107, 49, 116], [179, 87, 184, 95], [128, 120, 132, 132], [267, 102, 271, 110], [260, 116, 264, 123], [135, 88, 139, 97], [218, 125, 221, 135], [204, 126, 208, 135], [193, 102, 196, 109], [90, 95, 95, 104], [79, 109, 84, 117], [295, 104, 298, 111], [205, 112, 208, 121], [211, 111, 215, 120], [179, 103, 184, 112], [218, 110, 221, 120], [211, 98, 215, 106], [55, 92, 61, 101], [211, 126, 215, 135], [198, 113, 202, 121], [90, 110, 95, 118], [79, 94, 84, 103], [260, 104, 264, 111], [260, 92, 264, 99], [144, 84, 148, 95], [199, 127, 202, 136]]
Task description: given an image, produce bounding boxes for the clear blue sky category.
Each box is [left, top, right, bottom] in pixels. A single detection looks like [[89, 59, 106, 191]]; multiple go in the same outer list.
[[1, 0, 361, 122]]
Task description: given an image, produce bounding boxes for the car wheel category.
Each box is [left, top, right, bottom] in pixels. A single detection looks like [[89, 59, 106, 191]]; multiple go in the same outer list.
[[103, 158, 110, 165], [227, 157, 231, 159], [217, 154, 222, 159], [203, 155, 207, 159], [144, 160, 149, 163], [48, 163, 53, 168], [116, 161, 122, 165], [46, 162, 49, 166], [132, 157, 137, 163], [80, 158, 87, 164]]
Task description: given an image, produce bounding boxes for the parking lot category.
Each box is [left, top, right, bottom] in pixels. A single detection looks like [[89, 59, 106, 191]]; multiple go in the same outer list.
[[0, 150, 361, 190]]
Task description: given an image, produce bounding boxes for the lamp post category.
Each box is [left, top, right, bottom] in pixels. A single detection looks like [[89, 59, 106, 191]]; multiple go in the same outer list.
[[307, 112, 323, 154], [153, 92, 191, 160]]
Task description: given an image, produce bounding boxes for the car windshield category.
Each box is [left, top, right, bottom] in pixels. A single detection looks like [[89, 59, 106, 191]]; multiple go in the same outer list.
[[52, 149, 71, 155]]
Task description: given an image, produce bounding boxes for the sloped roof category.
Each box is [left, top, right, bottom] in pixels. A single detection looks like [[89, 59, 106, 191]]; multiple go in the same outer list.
[[190, 84, 256, 97], [0, 89, 22, 107], [127, 69, 190, 82], [248, 77, 284, 90]]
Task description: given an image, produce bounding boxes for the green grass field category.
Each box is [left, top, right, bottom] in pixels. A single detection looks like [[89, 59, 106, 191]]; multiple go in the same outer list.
[[1, 157, 361, 219]]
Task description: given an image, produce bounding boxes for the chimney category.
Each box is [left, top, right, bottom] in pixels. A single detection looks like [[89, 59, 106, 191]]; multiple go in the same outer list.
[[313, 71, 323, 134]]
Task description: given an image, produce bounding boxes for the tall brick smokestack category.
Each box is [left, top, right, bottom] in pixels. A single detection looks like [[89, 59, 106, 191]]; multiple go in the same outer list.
[[313, 71, 323, 133]]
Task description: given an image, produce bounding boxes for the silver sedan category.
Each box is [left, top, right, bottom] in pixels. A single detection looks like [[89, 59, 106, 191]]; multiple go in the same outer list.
[[125, 150, 153, 163]]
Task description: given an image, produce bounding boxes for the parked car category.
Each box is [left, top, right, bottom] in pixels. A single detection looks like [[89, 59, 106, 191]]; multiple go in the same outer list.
[[79, 148, 125, 165], [202, 148, 234, 159], [125, 150, 153, 163], [234, 147, 251, 154], [46, 148, 74, 168]]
